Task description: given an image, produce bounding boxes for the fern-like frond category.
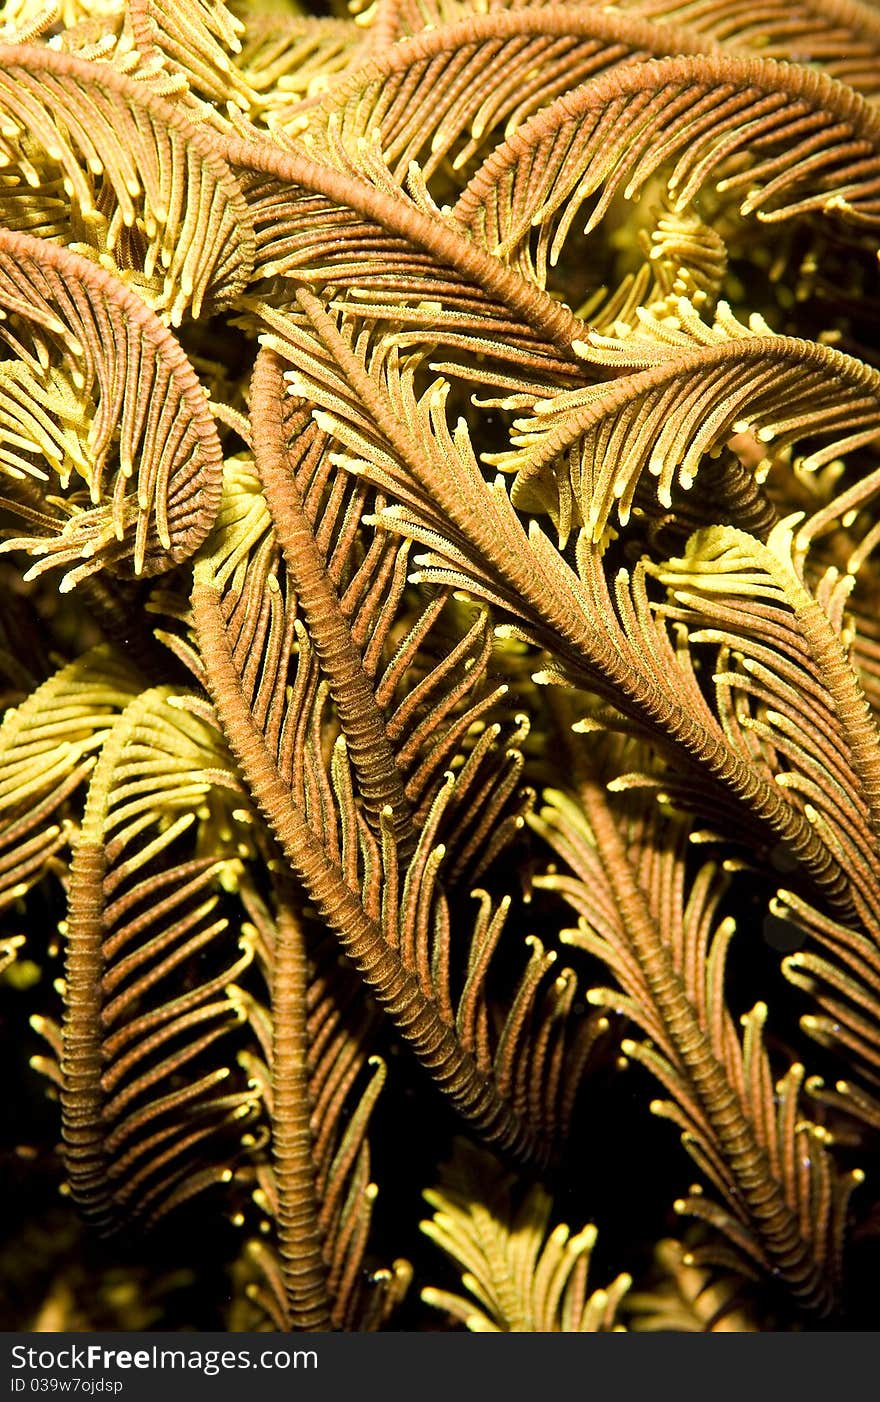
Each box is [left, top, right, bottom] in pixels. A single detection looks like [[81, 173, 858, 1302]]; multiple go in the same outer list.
[[421, 1139, 630, 1331], [234, 882, 411, 1331], [371, 0, 880, 98], [455, 53, 880, 289], [192, 453, 600, 1163], [626, 1237, 758, 1331], [651, 520, 880, 932], [249, 345, 416, 850], [299, 8, 717, 188], [126, 0, 256, 112], [57, 685, 257, 1231], [301, 328, 857, 915], [0, 231, 223, 585], [0, 644, 140, 912], [0, 42, 255, 321], [532, 771, 861, 1316], [496, 305, 880, 543]]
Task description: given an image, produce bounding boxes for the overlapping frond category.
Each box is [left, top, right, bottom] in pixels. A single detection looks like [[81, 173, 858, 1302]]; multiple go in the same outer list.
[[455, 53, 880, 291], [297, 8, 717, 188], [219, 126, 588, 373], [3, 0, 880, 1337], [0, 42, 255, 320], [0, 231, 224, 585], [373, 0, 880, 99], [627, 0, 880, 94], [496, 305, 880, 543], [322, 345, 857, 916], [192, 436, 601, 1164]]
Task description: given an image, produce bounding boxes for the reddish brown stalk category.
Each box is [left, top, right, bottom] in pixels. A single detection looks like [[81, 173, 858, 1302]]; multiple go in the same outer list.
[[192, 577, 538, 1162], [289, 289, 856, 918], [217, 131, 589, 355], [270, 901, 334, 1330], [250, 347, 414, 849]]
